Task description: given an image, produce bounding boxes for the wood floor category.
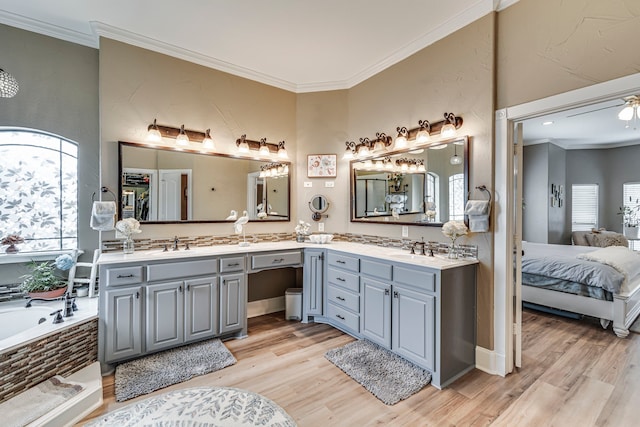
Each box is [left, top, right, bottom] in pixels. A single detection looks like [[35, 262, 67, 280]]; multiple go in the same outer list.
[[79, 309, 640, 426]]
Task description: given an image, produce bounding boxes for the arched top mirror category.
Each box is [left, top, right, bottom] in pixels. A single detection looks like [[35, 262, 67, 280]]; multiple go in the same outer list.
[[350, 136, 469, 226]]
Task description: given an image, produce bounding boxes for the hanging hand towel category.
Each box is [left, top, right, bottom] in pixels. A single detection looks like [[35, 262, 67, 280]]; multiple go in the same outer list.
[[90, 201, 116, 231], [465, 200, 491, 232]]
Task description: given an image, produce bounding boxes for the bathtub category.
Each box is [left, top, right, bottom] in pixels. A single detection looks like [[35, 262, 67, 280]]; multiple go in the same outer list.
[[0, 298, 98, 353]]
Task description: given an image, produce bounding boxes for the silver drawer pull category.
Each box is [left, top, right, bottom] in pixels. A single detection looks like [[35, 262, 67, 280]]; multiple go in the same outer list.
[[228, 262, 240, 267], [336, 277, 345, 282], [272, 258, 285, 263], [336, 296, 345, 301], [336, 260, 346, 264], [117, 274, 135, 278], [336, 314, 345, 320]]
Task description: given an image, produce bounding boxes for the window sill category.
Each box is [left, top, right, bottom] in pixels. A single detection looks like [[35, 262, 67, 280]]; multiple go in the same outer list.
[[0, 250, 81, 265]]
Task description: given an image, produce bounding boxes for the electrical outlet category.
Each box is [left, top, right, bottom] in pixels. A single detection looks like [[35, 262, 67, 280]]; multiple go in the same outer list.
[[401, 226, 409, 237], [304, 181, 312, 188], [318, 222, 325, 232], [325, 181, 335, 188]]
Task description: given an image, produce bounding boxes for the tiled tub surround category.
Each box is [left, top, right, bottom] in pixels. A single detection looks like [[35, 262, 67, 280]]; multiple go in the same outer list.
[[0, 298, 98, 403]]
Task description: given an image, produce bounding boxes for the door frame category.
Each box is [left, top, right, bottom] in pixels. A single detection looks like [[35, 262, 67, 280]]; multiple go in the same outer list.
[[493, 72, 640, 376]]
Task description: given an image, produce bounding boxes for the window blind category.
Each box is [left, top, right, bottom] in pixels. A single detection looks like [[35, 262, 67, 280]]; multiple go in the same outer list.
[[571, 184, 598, 232]]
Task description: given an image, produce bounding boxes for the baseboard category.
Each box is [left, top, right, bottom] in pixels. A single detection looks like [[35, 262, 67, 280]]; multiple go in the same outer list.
[[475, 346, 507, 377], [247, 296, 285, 318]]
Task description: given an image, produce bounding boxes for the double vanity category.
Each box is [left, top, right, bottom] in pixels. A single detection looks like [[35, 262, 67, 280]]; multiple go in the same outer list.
[[97, 241, 477, 388]]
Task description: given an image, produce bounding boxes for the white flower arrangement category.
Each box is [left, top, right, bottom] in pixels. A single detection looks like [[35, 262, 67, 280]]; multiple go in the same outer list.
[[442, 220, 468, 241], [294, 220, 311, 235], [115, 217, 142, 239]]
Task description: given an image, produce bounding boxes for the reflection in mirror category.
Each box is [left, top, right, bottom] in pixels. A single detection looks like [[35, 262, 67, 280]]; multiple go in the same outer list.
[[118, 142, 290, 223], [309, 194, 329, 213], [350, 136, 468, 226]]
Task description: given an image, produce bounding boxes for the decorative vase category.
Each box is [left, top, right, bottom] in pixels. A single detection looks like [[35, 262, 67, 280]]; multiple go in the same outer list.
[[5, 244, 19, 254], [123, 236, 135, 254], [448, 240, 458, 259], [296, 234, 306, 243]]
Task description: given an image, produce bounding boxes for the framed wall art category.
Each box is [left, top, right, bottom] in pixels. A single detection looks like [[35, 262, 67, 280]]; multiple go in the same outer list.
[[307, 154, 337, 178]]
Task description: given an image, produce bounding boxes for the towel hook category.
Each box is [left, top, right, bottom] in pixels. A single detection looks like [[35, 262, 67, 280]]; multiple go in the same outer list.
[[468, 185, 491, 203], [91, 186, 116, 202]]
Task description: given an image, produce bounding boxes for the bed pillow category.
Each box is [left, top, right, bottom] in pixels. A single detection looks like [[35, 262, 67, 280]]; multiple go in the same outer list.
[[590, 231, 628, 248], [572, 231, 590, 246], [577, 246, 640, 283]]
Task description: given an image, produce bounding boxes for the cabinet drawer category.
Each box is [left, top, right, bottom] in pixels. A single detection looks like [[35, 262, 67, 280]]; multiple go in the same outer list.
[[327, 252, 359, 272], [394, 266, 436, 292], [327, 267, 359, 293], [147, 259, 217, 282], [327, 284, 359, 313], [327, 302, 360, 333], [220, 256, 245, 273], [251, 251, 302, 270], [361, 259, 392, 281], [105, 266, 143, 287]]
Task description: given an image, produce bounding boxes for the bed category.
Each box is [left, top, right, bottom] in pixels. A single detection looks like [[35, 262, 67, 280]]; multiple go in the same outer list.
[[521, 241, 640, 337]]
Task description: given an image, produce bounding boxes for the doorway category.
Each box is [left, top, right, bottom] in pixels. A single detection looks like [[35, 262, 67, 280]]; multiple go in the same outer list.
[[494, 72, 640, 376]]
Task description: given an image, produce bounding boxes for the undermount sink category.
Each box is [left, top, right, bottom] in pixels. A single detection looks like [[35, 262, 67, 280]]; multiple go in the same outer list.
[[389, 253, 433, 261]]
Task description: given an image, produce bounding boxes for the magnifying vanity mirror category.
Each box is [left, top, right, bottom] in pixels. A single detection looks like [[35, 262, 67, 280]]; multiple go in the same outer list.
[[118, 141, 291, 223], [350, 136, 468, 226], [309, 194, 330, 221]]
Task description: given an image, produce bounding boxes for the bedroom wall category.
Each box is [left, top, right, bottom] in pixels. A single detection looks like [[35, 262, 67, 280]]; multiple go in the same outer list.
[[523, 144, 549, 243], [548, 144, 567, 244], [566, 143, 640, 233]]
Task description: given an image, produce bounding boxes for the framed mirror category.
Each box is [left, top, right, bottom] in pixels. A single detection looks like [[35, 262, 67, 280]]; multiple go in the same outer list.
[[350, 136, 468, 226], [118, 141, 291, 223]]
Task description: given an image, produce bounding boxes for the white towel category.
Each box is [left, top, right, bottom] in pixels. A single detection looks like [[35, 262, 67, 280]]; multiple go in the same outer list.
[[90, 201, 116, 231], [465, 200, 490, 215]]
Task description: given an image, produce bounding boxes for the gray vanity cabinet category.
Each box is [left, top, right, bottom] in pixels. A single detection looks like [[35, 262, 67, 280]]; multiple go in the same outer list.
[[361, 277, 391, 348], [104, 286, 142, 363], [303, 249, 325, 321], [146, 280, 185, 353], [392, 283, 435, 370], [220, 272, 246, 334], [185, 277, 219, 342]]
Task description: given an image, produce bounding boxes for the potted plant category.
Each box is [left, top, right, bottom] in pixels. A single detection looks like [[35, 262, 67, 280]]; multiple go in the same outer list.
[[20, 254, 75, 298], [618, 199, 640, 239]]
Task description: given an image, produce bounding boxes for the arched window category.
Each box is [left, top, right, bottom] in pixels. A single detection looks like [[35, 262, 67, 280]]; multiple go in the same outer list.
[[0, 129, 78, 251], [449, 173, 465, 220]]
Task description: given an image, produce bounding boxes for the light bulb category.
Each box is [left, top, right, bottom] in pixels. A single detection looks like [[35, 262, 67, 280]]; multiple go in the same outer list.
[[259, 145, 270, 156], [147, 119, 162, 143], [416, 129, 430, 144], [394, 135, 407, 149], [343, 148, 354, 160], [619, 105, 635, 121], [409, 163, 417, 172], [441, 123, 457, 138], [202, 129, 214, 149], [450, 154, 462, 165], [358, 145, 370, 158], [176, 125, 189, 146], [401, 163, 408, 171], [277, 142, 288, 159]]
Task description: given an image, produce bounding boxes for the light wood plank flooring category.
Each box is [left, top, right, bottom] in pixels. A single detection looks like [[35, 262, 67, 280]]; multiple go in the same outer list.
[[79, 309, 640, 426]]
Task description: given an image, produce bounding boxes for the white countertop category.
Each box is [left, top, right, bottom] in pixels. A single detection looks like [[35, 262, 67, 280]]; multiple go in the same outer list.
[[98, 241, 478, 270]]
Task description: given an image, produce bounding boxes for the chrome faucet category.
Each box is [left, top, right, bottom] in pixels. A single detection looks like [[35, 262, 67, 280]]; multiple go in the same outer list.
[[173, 236, 180, 251], [63, 293, 76, 317]]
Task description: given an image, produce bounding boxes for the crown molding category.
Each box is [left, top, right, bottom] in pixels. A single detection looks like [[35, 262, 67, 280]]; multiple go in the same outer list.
[[0, 10, 97, 48], [90, 22, 297, 93]]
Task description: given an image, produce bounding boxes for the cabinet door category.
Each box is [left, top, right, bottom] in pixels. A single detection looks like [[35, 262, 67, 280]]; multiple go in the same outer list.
[[303, 249, 324, 317], [220, 273, 246, 334], [104, 286, 142, 362], [184, 276, 218, 342], [392, 284, 435, 370], [146, 281, 184, 352], [361, 277, 391, 349]]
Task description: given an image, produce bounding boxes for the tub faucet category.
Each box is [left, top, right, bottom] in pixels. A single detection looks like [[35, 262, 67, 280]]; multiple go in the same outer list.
[[50, 309, 64, 324], [63, 294, 75, 317], [173, 236, 180, 251]]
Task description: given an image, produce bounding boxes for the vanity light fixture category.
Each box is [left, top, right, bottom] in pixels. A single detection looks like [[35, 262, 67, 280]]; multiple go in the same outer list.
[[618, 95, 640, 127], [357, 137, 371, 158], [415, 120, 431, 143], [374, 132, 391, 152], [0, 68, 19, 98], [237, 134, 250, 153], [147, 119, 162, 143], [202, 129, 214, 149], [440, 112, 458, 138], [145, 119, 211, 147], [259, 138, 270, 156], [278, 141, 289, 159], [175, 125, 190, 146], [343, 141, 357, 159], [395, 158, 425, 173], [259, 162, 288, 178], [394, 127, 409, 149]]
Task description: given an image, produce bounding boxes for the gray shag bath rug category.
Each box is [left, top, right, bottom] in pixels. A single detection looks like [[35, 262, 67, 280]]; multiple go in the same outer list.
[[325, 339, 432, 405], [115, 338, 236, 402]]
